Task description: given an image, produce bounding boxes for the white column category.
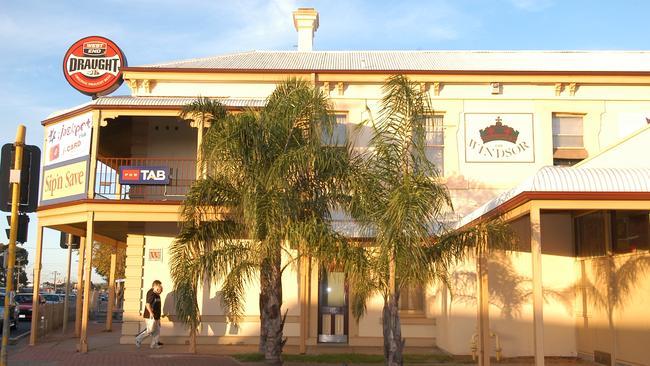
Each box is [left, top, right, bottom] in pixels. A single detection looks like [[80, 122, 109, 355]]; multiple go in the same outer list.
[[79, 212, 95, 353], [29, 224, 44, 345], [476, 247, 490, 366], [530, 206, 544, 366]]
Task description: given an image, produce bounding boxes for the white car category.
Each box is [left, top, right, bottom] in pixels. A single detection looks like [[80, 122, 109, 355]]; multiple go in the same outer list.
[[0, 294, 19, 330]]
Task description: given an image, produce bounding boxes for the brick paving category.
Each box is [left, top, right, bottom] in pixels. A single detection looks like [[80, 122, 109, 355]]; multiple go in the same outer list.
[[5, 321, 599, 366], [6, 321, 243, 366]]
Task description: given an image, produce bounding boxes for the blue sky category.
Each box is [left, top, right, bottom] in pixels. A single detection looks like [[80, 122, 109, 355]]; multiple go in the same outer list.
[[1, 0, 649, 284]]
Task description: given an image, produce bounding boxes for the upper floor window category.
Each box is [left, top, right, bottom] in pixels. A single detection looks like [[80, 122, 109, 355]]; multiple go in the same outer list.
[[552, 113, 587, 166], [423, 115, 444, 174], [322, 114, 347, 147]]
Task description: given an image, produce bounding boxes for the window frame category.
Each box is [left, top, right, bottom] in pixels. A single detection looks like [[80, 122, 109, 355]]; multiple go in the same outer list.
[[422, 113, 445, 175], [552, 113, 585, 149], [322, 113, 348, 147], [574, 210, 650, 258], [398, 283, 426, 315]]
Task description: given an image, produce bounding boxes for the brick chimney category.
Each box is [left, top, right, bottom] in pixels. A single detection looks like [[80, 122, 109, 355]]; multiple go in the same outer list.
[[292, 8, 319, 52]]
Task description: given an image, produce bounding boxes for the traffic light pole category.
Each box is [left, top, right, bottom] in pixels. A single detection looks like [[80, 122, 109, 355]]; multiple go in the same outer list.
[[1, 125, 25, 366]]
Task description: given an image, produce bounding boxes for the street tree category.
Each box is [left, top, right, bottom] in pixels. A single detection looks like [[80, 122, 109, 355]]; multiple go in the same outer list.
[[344, 75, 516, 366], [92, 241, 126, 281], [170, 78, 352, 364], [0, 245, 29, 288]]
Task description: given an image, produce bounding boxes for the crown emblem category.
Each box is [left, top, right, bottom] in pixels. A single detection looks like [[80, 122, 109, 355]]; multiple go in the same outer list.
[[479, 116, 519, 143]]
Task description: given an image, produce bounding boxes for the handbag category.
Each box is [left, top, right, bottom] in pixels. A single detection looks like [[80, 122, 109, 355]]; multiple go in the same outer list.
[[145, 317, 156, 333]]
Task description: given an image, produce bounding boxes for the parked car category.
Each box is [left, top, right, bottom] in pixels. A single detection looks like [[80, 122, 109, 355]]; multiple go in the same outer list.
[[14, 293, 45, 321], [42, 293, 63, 304], [0, 294, 19, 330]]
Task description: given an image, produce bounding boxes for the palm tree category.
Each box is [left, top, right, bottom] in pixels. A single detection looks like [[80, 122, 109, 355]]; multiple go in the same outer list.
[[344, 75, 515, 366], [169, 79, 353, 365]]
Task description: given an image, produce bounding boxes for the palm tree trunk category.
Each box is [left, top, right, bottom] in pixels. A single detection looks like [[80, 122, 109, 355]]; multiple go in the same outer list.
[[189, 327, 196, 353], [259, 263, 269, 354], [383, 291, 404, 366], [261, 250, 284, 365], [383, 254, 404, 366]]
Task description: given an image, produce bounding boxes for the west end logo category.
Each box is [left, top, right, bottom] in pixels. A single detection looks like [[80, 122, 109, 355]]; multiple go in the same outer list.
[[63, 36, 127, 97], [468, 116, 531, 160]]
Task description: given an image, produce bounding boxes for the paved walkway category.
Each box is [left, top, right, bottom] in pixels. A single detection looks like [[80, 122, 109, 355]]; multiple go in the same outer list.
[[5, 321, 599, 366], [6, 321, 243, 366]]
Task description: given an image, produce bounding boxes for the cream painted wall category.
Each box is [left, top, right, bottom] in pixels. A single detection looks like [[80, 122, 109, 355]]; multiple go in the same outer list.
[[139, 231, 303, 341], [578, 125, 650, 168], [435, 213, 578, 357], [128, 116, 196, 159], [148, 82, 278, 99], [117, 70, 650, 352], [134, 75, 650, 217], [575, 252, 650, 366]]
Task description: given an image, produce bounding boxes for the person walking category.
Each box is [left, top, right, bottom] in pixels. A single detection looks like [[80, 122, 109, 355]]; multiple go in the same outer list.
[[135, 280, 163, 349]]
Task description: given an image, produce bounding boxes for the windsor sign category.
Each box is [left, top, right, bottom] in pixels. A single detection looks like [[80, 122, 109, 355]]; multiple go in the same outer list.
[[464, 113, 535, 163]]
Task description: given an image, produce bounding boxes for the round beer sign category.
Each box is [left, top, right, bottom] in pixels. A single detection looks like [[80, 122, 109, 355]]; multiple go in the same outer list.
[[63, 36, 127, 96]]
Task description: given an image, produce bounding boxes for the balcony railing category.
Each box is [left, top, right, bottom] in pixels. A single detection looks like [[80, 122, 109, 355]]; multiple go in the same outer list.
[[95, 157, 196, 201]]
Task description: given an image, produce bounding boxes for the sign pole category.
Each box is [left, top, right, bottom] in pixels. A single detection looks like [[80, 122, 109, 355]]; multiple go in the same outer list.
[[0, 125, 25, 366]]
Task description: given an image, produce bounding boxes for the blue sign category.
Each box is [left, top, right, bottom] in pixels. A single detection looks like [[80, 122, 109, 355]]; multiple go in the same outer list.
[[119, 166, 170, 185]]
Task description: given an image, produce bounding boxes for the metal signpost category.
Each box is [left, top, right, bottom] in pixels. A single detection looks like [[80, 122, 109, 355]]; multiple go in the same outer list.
[[0, 126, 40, 366], [0, 125, 25, 366]]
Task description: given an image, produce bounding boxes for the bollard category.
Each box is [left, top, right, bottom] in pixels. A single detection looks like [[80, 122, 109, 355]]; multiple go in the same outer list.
[[40, 315, 46, 337]]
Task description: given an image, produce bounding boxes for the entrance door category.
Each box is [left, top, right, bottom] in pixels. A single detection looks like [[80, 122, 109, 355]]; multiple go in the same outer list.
[[317, 266, 348, 343]]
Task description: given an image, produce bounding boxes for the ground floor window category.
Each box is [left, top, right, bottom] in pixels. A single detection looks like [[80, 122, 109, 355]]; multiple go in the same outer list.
[[611, 210, 650, 254], [575, 211, 607, 257], [575, 210, 650, 256], [399, 284, 425, 313]]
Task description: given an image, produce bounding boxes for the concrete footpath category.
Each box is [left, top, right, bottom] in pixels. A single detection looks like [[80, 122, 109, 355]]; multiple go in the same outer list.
[[5, 321, 599, 366], [6, 321, 243, 366]]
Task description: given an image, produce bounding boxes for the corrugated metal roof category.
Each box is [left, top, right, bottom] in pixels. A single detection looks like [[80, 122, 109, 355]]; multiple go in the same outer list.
[[139, 50, 650, 73], [46, 96, 266, 120], [457, 166, 650, 228]]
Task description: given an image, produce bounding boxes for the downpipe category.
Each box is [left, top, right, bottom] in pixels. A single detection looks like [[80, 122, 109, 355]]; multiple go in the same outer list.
[[470, 330, 502, 361]]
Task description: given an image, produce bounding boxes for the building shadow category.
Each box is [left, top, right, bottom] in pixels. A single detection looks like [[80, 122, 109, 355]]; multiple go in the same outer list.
[[448, 251, 574, 319]]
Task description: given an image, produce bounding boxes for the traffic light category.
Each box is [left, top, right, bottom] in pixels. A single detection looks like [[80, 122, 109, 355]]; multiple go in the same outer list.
[[59, 232, 81, 249], [0, 143, 41, 213], [5, 214, 29, 243]]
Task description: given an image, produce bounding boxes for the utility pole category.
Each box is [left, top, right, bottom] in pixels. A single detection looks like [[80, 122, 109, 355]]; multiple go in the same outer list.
[[1, 125, 25, 366], [52, 271, 60, 293], [14, 259, 24, 293]]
